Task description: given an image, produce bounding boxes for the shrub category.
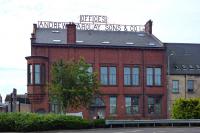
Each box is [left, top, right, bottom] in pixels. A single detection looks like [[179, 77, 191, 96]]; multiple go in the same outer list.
[[172, 98, 200, 119], [91, 119, 106, 128], [0, 113, 105, 132]]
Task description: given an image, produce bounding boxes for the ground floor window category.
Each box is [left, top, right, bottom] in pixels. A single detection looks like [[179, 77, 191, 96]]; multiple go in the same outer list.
[[109, 96, 117, 115], [187, 80, 194, 92], [125, 96, 139, 114], [50, 100, 60, 113], [148, 96, 161, 114], [50, 103, 59, 113]]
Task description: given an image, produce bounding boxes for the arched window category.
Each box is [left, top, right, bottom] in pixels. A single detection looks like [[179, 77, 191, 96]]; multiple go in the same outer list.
[[90, 97, 105, 107]]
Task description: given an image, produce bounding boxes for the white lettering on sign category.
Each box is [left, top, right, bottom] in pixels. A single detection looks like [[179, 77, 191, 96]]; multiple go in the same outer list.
[[80, 15, 107, 24], [37, 15, 145, 32], [38, 21, 68, 29]]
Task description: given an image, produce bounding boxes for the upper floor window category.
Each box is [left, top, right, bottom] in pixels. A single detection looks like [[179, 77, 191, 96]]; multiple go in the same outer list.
[[28, 64, 33, 84], [35, 64, 41, 84], [27, 64, 45, 85], [100, 67, 108, 85], [146, 67, 162, 86], [100, 66, 116, 85], [87, 66, 93, 74], [148, 96, 162, 114], [109, 96, 117, 115], [187, 80, 194, 92], [147, 68, 153, 86], [125, 96, 139, 114], [154, 68, 161, 86], [124, 66, 139, 86], [172, 80, 179, 93]]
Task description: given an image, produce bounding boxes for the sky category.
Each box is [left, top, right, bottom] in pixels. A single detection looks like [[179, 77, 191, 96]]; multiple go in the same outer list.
[[0, 0, 200, 102]]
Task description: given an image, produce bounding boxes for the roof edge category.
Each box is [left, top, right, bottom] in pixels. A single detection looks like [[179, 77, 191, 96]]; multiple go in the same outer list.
[[31, 43, 165, 50], [25, 56, 49, 60], [164, 42, 200, 45]]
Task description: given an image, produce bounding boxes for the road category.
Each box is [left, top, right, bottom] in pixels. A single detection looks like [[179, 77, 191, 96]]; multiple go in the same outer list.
[[44, 127, 200, 133]]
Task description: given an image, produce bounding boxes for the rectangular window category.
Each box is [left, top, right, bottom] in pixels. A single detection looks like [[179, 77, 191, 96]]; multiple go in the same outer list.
[[35, 64, 41, 84], [124, 67, 131, 85], [28, 64, 33, 84], [124, 66, 140, 86], [87, 65, 93, 83], [125, 97, 131, 114], [154, 68, 161, 86], [146, 67, 162, 86], [109, 67, 116, 85], [172, 80, 179, 93], [132, 67, 139, 85], [51, 103, 59, 113], [100, 66, 117, 85], [187, 80, 194, 92], [110, 96, 117, 115], [125, 96, 139, 114], [147, 68, 153, 86], [87, 66, 93, 74], [100, 67, 108, 85], [155, 97, 161, 114], [148, 96, 161, 114]]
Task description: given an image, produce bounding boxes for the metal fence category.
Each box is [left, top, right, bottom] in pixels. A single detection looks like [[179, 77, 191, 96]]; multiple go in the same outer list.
[[106, 119, 200, 128]]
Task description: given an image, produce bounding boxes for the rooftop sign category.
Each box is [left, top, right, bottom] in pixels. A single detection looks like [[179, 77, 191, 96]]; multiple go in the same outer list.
[[37, 15, 145, 32], [80, 15, 107, 24]]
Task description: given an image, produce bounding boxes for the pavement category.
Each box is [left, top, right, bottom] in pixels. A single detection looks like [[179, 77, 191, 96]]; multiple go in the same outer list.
[[43, 127, 200, 133]]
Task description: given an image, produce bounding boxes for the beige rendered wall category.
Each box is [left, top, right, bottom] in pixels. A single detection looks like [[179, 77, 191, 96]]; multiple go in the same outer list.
[[168, 75, 200, 117], [16, 103, 31, 112]]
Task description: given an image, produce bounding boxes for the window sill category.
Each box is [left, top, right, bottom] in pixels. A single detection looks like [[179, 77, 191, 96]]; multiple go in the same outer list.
[[109, 114, 118, 117], [146, 85, 163, 87], [27, 84, 46, 86], [147, 113, 161, 115], [126, 113, 140, 115], [124, 85, 140, 87], [100, 85, 118, 87], [172, 91, 179, 94]]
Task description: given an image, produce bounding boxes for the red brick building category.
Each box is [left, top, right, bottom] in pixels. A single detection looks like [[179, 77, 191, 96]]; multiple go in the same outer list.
[[26, 20, 167, 119]]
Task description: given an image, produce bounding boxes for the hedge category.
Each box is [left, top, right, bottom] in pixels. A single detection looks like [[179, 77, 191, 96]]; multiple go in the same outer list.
[[0, 113, 105, 132], [172, 98, 200, 119]]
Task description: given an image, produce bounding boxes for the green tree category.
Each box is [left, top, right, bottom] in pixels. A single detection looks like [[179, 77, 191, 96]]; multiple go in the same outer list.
[[49, 58, 99, 113]]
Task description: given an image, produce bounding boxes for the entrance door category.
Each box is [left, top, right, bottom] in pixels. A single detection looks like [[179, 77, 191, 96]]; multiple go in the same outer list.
[[89, 97, 105, 119]]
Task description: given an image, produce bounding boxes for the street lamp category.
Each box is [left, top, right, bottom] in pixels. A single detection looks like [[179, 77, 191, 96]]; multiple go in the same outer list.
[[167, 51, 174, 118], [167, 52, 174, 75]]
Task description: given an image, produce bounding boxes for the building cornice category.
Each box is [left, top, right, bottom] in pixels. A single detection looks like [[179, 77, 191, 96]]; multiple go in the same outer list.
[[25, 56, 48, 60], [31, 43, 165, 50]]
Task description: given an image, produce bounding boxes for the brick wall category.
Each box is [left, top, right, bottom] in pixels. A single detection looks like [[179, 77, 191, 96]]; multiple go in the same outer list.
[[27, 46, 167, 119]]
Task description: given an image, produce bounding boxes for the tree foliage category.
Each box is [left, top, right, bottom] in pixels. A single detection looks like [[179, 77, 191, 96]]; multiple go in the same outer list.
[[49, 58, 99, 112], [172, 98, 200, 119]]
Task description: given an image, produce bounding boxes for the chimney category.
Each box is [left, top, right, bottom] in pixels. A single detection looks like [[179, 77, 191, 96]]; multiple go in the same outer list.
[[67, 22, 76, 44], [145, 20, 153, 34], [31, 24, 37, 43]]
